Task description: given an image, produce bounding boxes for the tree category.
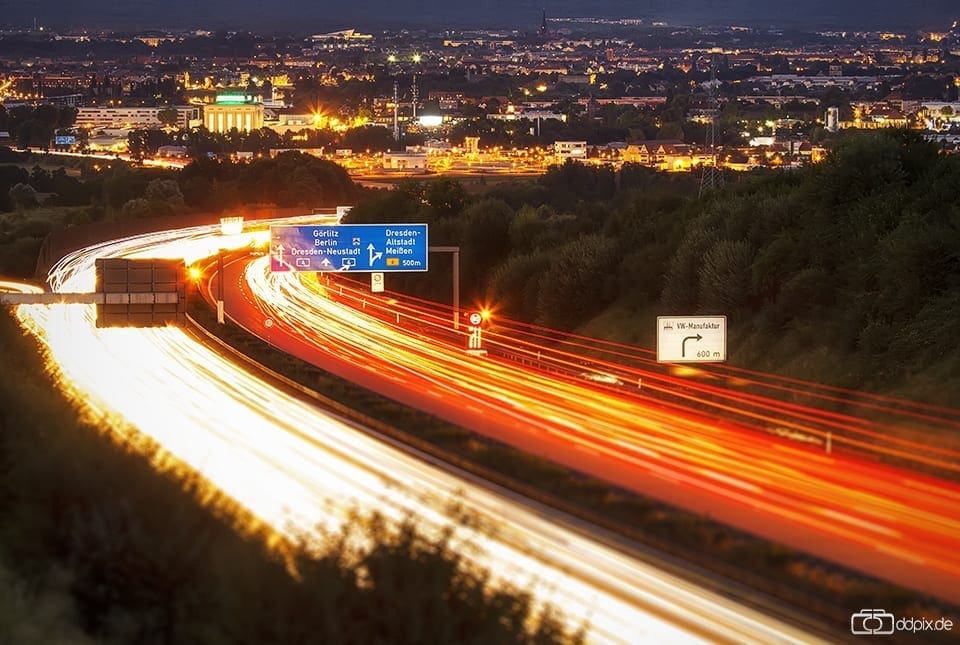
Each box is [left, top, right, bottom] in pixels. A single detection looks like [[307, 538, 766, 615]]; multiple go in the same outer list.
[[157, 108, 181, 129], [697, 239, 754, 312], [128, 129, 173, 159], [119, 197, 152, 219], [460, 199, 515, 292], [15, 120, 51, 150], [488, 251, 550, 320], [423, 179, 468, 220], [8, 183, 38, 210], [33, 104, 60, 130], [144, 179, 185, 216], [536, 234, 620, 328], [341, 125, 395, 152]]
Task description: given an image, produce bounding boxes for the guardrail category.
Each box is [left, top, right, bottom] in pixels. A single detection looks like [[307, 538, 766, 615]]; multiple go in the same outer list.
[[182, 308, 847, 639], [0, 292, 180, 305]]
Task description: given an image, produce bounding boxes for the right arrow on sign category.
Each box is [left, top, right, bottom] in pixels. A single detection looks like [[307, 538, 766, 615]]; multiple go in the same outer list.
[[367, 243, 383, 265], [681, 334, 702, 358]]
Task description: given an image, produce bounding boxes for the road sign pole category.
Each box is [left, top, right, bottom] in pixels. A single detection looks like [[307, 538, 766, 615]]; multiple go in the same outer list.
[[453, 248, 460, 330], [428, 246, 461, 330], [217, 249, 224, 324]]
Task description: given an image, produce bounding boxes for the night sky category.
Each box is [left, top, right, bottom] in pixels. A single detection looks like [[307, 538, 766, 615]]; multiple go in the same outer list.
[[0, 0, 956, 31]]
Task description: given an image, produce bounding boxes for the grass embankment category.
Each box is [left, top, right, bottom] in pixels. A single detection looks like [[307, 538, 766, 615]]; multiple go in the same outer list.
[[0, 206, 89, 276], [0, 307, 577, 644], [188, 294, 959, 641]]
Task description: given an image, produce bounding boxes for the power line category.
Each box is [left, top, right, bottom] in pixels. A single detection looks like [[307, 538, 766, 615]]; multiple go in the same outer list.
[[699, 52, 724, 197], [392, 80, 399, 142]]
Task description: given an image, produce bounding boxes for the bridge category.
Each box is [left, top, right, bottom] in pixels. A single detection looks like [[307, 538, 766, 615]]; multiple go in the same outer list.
[[1, 257, 186, 327], [0, 292, 180, 305]]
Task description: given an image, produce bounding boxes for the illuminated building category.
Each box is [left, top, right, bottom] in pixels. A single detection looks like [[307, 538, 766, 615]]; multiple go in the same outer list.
[[383, 151, 428, 172], [554, 141, 588, 163], [204, 94, 264, 133], [417, 100, 443, 128], [623, 140, 689, 166], [76, 106, 199, 130], [825, 106, 840, 133]]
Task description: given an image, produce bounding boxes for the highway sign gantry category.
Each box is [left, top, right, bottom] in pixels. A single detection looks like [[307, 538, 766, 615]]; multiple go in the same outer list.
[[656, 315, 727, 362], [270, 224, 428, 273]]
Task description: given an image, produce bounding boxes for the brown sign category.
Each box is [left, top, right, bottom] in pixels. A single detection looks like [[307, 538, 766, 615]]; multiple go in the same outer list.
[[95, 258, 186, 328]]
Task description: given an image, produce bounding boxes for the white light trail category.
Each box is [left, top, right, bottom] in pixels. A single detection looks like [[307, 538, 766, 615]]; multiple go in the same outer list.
[[11, 222, 819, 644]]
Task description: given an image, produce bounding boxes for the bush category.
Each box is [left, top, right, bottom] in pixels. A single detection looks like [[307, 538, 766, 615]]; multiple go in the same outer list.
[[536, 235, 621, 328]]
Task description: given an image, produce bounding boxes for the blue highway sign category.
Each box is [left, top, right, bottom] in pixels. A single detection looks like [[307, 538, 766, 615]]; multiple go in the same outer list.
[[270, 224, 429, 273]]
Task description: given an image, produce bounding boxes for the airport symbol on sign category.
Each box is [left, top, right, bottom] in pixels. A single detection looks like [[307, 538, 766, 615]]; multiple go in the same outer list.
[[656, 316, 727, 363], [270, 224, 428, 273]]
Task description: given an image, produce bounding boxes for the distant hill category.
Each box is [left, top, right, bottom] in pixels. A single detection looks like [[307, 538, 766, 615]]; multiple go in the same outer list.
[[5, 0, 957, 32]]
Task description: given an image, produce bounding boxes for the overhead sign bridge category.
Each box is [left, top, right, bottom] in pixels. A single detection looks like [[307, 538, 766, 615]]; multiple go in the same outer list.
[[270, 224, 429, 273], [1, 258, 186, 328]]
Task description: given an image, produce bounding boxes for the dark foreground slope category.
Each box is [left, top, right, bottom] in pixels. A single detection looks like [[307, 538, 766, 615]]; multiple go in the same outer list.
[[0, 309, 576, 644]]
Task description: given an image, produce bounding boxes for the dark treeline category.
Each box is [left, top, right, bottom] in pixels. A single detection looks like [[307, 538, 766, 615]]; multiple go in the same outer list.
[[3, 131, 957, 401], [0, 308, 579, 643], [0, 105, 78, 149], [177, 152, 357, 212], [349, 130, 960, 403], [0, 150, 355, 218], [0, 150, 357, 275], [348, 162, 695, 315], [127, 124, 401, 158]]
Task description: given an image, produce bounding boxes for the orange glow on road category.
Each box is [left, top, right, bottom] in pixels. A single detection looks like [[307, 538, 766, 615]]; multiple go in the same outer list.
[[224, 262, 960, 604], [5, 222, 820, 644]]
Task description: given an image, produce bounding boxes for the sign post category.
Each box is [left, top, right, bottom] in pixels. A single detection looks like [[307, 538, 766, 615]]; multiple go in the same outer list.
[[656, 315, 727, 362], [371, 272, 384, 293], [429, 246, 460, 330], [465, 311, 486, 355]]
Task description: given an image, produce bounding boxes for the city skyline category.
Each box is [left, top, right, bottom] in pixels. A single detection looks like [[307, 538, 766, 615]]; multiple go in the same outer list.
[[1, 0, 957, 32]]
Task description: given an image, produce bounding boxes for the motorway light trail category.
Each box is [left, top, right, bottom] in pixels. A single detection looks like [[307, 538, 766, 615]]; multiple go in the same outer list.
[[227, 257, 960, 604], [332, 275, 960, 464], [7, 223, 820, 644], [338, 270, 960, 425]]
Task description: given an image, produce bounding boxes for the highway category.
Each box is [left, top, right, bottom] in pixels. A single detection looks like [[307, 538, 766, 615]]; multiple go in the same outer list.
[[6, 222, 823, 644], [217, 253, 960, 605]]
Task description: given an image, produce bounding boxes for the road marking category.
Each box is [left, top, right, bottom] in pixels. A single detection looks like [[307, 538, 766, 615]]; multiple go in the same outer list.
[[873, 542, 927, 565], [820, 509, 902, 538], [696, 469, 764, 494]]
